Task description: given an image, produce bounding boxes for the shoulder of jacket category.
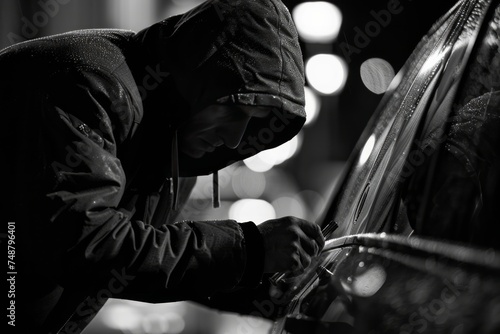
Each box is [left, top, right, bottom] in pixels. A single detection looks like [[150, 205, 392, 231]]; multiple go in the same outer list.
[[45, 31, 143, 143]]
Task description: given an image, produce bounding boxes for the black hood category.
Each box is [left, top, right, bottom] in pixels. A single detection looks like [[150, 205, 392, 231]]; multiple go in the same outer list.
[[130, 0, 305, 176]]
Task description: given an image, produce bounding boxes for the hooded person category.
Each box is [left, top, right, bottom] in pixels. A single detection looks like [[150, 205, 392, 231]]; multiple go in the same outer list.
[[0, 0, 324, 333]]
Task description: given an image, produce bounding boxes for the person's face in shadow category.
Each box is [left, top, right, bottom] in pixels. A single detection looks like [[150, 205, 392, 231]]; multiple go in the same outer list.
[[178, 104, 271, 158]]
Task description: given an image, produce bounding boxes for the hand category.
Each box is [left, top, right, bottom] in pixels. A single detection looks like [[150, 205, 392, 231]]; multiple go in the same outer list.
[[257, 216, 325, 274]]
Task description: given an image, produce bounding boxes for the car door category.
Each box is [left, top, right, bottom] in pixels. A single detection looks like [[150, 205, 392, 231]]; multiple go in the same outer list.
[[270, 1, 500, 333]]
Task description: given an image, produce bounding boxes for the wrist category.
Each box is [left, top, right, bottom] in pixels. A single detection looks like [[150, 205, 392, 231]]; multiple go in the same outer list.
[[239, 222, 265, 287]]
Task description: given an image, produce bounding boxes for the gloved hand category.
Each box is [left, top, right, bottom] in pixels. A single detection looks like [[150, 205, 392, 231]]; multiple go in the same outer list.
[[257, 216, 325, 274]]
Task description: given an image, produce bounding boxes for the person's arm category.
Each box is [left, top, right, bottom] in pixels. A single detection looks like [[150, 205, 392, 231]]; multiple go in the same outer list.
[[38, 72, 254, 301], [190, 217, 325, 319], [42, 71, 324, 303]]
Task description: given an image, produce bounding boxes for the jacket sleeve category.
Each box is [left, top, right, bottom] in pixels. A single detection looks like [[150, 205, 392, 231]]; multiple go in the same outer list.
[[40, 71, 263, 301]]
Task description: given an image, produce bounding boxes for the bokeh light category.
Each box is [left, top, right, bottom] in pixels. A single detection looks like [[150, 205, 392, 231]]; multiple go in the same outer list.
[[341, 264, 387, 297], [101, 304, 141, 331], [99, 300, 189, 334], [272, 196, 307, 219], [164, 313, 186, 334], [232, 166, 266, 198], [261, 134, 302, 166], [306, 54, 348, 95], [243, 134, 302, 172], [360, 58, 395, 94], [189, 165, 236, 199], [304, 86, 321, 126], [292, 1, 343, 43], [229, 199, 276, 224], [142, 313, 185, 334], [243, 154, 274, 173]]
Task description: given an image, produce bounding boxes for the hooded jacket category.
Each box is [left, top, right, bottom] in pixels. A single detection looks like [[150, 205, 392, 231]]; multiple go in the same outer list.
[[0, 0, 305, 332]]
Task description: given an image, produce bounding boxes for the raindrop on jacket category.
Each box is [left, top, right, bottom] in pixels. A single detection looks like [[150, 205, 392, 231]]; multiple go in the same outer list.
[[0, 0, 306, 332]]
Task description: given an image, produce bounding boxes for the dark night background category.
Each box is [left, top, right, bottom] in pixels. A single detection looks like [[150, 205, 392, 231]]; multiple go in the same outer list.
[[0, 1, 461, 333], [0, 0, 459, 200]]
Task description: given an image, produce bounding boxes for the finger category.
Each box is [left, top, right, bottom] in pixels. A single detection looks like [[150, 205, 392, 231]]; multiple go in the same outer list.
[[290, 251, 303, 273], [290, 249, 311, 275], [316, 231, 325, 251], [296, 219, 325, 251], [295, 218, 321, 237], [297, 229, 318, 256], [315, 225, 326, 250], [299, 249, 312, 268]]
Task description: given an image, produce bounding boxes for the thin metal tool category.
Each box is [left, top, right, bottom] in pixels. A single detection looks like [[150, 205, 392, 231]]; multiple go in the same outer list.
[[269, 221, 339, 285]]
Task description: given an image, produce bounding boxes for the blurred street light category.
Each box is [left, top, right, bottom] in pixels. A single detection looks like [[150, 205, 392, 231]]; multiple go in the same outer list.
[[360, 58, 395, 94], [229, 199, 276, 223], [306, 54, 348, 95], [304, 86, 321, 126], [292, 1, 342, 43]]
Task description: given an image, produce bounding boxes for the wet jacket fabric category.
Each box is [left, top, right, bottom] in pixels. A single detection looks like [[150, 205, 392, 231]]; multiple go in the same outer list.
[[0, 0, 305, 332]]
